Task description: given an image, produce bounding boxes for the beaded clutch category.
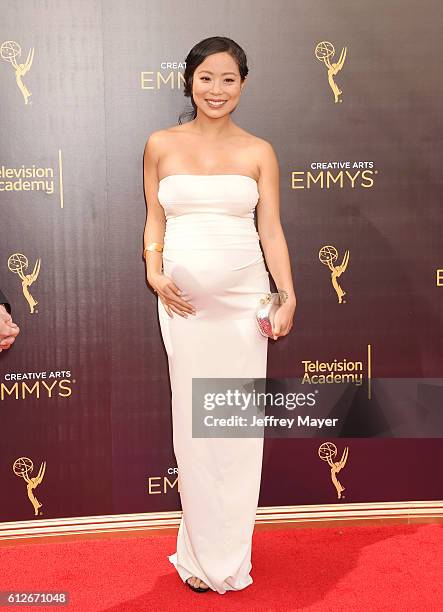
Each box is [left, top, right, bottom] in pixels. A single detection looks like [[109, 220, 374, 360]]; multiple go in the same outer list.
[[255, 292, 282, 338]]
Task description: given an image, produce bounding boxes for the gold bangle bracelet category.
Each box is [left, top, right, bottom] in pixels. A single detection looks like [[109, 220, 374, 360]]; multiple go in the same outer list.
[[143, 242, 164, 258]]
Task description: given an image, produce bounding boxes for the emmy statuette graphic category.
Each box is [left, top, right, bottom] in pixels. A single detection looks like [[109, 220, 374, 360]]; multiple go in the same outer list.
[[8, 253, 41, 314], [318, 442, 348, 499], [319, 245, 349, 304], [315, 41, 347, 103], [1, 40, 34, 104], [13, 457, 46, 516]]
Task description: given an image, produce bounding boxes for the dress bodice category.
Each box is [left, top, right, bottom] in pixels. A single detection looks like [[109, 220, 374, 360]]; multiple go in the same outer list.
[[157, 174, 259, 220], [157, 174, 261, 252]]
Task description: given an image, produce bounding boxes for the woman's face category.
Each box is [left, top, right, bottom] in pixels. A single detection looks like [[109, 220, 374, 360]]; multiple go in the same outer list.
[[191, 51, 244, 118]]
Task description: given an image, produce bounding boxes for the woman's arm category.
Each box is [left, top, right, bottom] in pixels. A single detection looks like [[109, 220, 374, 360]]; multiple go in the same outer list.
[[143, 131, 166, 285], [255, 140, 296, 338], [0, 289, 11, 315], [142, 131, 196, 318]]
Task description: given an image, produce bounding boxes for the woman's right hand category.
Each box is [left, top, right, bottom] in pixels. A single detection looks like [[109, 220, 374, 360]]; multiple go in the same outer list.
[[148, 272, 196, 318]]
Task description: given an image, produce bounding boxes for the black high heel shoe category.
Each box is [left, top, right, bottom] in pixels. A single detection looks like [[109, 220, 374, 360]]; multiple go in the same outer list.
[[186, 577, 210, 593]]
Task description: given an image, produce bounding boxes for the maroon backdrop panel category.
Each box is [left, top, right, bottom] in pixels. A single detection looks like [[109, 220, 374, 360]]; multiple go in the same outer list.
[[0, 0, 441, 522]]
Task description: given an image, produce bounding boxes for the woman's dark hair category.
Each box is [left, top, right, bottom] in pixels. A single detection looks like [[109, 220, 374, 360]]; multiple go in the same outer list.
[[178, 36, 249, 124]]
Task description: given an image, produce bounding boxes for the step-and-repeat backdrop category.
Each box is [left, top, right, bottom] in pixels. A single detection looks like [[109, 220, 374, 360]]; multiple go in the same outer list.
[[1, 1, 442, 521]]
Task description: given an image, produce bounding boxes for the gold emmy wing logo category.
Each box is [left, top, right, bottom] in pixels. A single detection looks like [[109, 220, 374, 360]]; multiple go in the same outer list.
[[1, 40, 34, 104], [8, 253, 41, 314], [13, 456, 46, 516], [315, 41, 347, 103], [319, 245, 349, 304], [318, 442, 348, 499]]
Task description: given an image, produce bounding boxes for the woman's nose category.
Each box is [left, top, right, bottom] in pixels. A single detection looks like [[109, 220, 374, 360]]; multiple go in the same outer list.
[[210, 82, 223, 93]]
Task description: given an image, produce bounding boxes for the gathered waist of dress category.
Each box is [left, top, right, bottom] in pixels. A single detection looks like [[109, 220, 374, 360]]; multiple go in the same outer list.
[[163, 213, 262, 251]]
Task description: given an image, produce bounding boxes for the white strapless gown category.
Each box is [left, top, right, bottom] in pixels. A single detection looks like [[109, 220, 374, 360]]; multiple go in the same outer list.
[[157, 174, 270, 594]]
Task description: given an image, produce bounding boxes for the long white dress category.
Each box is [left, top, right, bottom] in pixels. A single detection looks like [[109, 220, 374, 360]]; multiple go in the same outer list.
[[157, 174, 270, 594]]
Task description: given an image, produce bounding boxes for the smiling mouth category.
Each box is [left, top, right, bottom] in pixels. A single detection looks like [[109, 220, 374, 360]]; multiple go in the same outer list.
[[205, 99, 228, 106]]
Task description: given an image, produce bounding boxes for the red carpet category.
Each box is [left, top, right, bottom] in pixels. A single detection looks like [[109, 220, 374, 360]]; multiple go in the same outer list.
[[0, 523, 441, 611]]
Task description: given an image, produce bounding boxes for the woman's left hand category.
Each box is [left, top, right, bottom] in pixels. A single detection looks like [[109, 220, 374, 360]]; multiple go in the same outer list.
[[272, 301, 296, 340]]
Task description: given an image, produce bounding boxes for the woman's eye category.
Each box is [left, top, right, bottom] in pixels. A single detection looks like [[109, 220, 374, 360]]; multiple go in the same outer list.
[[200, 77, 235, 83]]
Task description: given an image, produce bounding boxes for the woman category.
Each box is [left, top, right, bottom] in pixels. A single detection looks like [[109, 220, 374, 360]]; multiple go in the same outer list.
[[143, 36, 296, 594]]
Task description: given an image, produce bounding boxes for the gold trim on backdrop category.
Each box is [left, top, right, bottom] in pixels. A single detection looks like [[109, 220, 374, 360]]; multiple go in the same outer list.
[[0, 500, 442, 542], [58, 149, 64, 209]]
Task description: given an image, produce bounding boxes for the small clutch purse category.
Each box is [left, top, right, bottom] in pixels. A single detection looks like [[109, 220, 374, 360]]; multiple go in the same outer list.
[[255, 292, 282, 338]]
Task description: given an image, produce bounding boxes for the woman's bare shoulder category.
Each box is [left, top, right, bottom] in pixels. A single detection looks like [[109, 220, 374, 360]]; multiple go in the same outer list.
[[236, 133, 278, 182], [249, 133, 274, 152], [146, 126, 181, 142], [144, 126, 186, 155], [235, 128, 274, 154], [240, 132, 277, 173]]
